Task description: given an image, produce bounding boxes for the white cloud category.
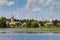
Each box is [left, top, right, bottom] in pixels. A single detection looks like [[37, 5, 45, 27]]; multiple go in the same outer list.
[[25, 3, 30, 10], [53, 2, 60, 8], [0, 0, 6, 5], [0, 0, 15, 6], [25, 0, 42, 12], [38, 0, 52, 6], [51, 1, 60, 10], [38, 0, 45, 3], [6, 1, 15, 6], [32, 7, 42, 11], [25, 0, 34, 10], [44, 0, 52, 5], [27, 0, 34, 3]]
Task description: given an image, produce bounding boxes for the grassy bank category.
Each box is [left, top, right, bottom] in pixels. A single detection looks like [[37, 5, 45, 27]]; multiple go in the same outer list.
[[1, 27, 59, 33], [0, 27, 60, 33]]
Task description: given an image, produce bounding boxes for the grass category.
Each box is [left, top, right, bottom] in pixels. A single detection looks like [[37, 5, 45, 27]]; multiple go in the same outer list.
[[0, 27, 60, 33], [5, 27, 60, 33]]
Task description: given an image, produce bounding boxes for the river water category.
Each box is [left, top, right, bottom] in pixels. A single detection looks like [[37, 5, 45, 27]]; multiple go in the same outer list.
[[0, 33, 60, 40], [0, 29, 60, 40]]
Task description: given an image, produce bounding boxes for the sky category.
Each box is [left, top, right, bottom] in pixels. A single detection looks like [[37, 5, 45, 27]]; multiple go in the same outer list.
[[0, 0, 60, 20]]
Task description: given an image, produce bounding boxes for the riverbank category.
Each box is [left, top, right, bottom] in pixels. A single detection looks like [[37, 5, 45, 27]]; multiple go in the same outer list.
[[0, 28, 60, 33]]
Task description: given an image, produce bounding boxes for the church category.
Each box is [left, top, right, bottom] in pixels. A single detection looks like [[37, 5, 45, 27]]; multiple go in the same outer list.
[[6, 15, 15, 28]]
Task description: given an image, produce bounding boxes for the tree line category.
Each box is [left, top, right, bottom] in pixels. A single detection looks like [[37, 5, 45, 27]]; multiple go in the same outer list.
[[0, 17, 60, 28]]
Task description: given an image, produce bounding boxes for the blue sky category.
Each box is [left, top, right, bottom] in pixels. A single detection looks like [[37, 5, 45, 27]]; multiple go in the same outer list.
[[0, 0, 60, 20]]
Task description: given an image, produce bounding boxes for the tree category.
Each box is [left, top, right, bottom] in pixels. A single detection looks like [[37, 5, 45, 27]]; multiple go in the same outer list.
[[52, 20, 60, 27], [0, 17, 7, 28], [31, 20, 39, 28], [39, 21, 45, 26], [26, 21, 31, 28], [52, 20, 58, 26]]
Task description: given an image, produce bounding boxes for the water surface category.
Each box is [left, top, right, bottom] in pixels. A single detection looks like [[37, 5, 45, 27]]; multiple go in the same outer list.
[[0, 33, 60, 40]]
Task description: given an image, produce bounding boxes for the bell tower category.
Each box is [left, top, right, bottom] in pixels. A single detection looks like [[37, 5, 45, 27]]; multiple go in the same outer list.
[[9, 13, 15, 25]]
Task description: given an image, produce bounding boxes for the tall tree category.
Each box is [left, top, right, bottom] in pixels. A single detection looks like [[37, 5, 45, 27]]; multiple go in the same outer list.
[[0, 17, 6, 28]]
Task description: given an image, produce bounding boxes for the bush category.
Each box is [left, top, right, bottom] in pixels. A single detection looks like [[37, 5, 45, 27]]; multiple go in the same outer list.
[[31, 21, 39, 28]]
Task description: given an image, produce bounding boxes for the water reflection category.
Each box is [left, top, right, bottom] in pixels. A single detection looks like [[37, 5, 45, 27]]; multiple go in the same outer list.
[[0, 29, 60, 40], [0, 33, 60, 40]]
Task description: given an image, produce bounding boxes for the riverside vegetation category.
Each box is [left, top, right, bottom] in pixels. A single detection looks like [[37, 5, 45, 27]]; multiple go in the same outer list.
[[0, 17, 60, 33]]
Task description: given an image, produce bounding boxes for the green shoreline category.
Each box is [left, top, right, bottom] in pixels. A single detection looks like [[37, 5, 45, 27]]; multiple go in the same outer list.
[[0, 28, 60, 33]]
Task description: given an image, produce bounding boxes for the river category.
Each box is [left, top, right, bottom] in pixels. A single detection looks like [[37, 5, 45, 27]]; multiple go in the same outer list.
[[0, 29, 60, 40], [0, 33, 60, 40]]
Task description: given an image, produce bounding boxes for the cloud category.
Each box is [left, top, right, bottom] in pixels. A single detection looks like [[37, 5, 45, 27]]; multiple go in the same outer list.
[[53, 2, 60, 8], [0, 0, 6, 5], [32, 7, 42, 11], [38, 0, 52, 6], [25, 0, 42, 12], [51, 1, 60, 11], [6, 1, 15, 6], [25, 0, 34, 10], [0, 0, 15, 6], [44, 0, 52, 5], [38, 0, 45, 3]]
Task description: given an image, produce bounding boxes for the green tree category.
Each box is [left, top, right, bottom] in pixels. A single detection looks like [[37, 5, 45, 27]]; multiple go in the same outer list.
[[26, 21, 31, 28], [39, 21, 45, 26], [31, 20, 39, 28], [52, 20, 58, 26], [52, 20, 60, 27], [0, 17, 7, 28]]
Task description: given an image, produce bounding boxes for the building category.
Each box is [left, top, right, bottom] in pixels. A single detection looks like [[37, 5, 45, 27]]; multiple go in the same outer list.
[[9, 16, 15, 25], [6, 15, 15, 28]]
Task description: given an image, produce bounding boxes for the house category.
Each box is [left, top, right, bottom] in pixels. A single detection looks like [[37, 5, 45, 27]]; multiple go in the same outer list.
[[45, 20, 52, 26]]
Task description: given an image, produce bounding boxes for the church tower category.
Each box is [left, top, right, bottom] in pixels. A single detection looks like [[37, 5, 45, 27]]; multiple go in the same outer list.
[[9, 13, 15, 25]]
